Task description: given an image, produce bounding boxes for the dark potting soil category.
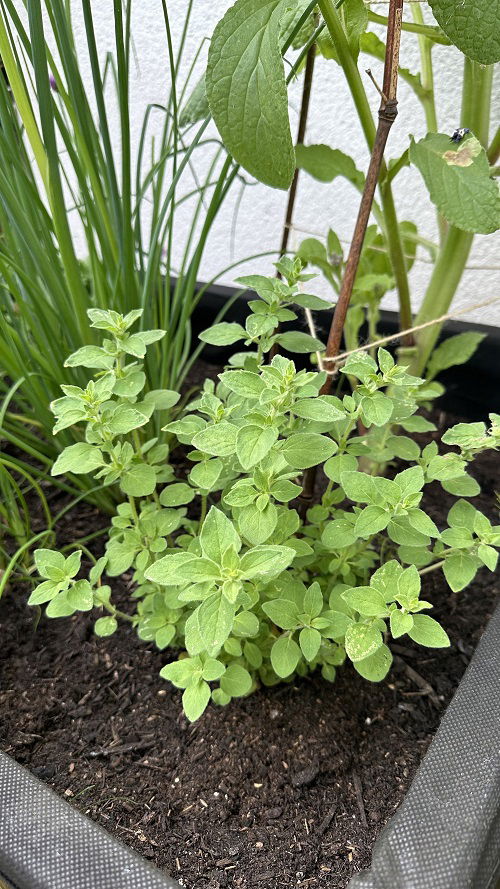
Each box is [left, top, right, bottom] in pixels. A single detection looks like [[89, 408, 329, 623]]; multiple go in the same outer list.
[[1, 405, 499, 889]]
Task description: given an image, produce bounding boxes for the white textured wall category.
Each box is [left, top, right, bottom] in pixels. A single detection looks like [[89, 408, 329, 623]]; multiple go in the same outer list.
[[61, 2, 500, 324]]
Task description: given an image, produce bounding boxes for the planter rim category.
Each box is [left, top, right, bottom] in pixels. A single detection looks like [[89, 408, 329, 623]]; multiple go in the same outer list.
[[349, 598, 500, 889]]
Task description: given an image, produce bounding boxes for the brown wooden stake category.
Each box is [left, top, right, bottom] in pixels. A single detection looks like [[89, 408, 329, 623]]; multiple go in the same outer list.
[[320, 0, 404, 394], [301, 0, 404, 508]]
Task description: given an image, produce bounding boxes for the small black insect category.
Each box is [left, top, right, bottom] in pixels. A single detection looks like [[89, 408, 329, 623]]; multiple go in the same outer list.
[[450, 127, 470, 143]]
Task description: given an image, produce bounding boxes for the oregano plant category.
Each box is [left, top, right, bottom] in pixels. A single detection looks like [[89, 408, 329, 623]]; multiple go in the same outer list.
[[30, 268, 500, 722]]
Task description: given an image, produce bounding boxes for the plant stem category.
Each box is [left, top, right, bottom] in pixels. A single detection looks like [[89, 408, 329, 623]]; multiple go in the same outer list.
[[488, 126, 500, 164], [411, 3, 447, 244], [411, 60, 493, 373]]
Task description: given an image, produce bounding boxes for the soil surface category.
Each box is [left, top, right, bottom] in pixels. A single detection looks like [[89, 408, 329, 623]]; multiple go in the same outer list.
[[1, 408, 499, 889]]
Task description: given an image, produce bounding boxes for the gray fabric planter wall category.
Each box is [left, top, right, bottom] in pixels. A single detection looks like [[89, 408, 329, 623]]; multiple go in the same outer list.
[[1, 601, 499, 889]]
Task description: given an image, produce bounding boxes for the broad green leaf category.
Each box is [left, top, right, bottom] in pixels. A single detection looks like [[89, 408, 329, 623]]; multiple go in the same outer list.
[[45, 593, 75, 618], [353, 643, 393, 681], [179, 74, 209, 127], [160, 483, 195, 507], [240, 544, 295, 578], [262, 597, 299, 629], [238, 502, 277, 544], [324, 454, 357, 483], [67, 580, 93, 612], [303, 582, 324, 618], [299, 627, 321, 662], [478, 543, 498, 572], [233, 610, 260, 637], [428, 0, 500, 64], [410, 133, 500, 234], [408, 614, 450, 648], [120, 463, 157, 497], [145, 552, 197, 585], [220, 664, 253, 697], [390, 610, 414, 639], [199, 322, 246, 345], [198, 593, 235, 656], [207, 0, 295, 189], [236, 424, 278, 469], [182, 680, 211, 722], [293, 397, 344, 423], [52, 443, 104, 477], [407, 509, 440, 538], [354, 505, 390, 539], [189, 459, 223, 492], [64, 345, 114, 370], [276, 331, 325, 353], [443, 552, 480, 592], [342, 586, 389, 617], [361, 393, 393, 427], [426, 332, 486, 381], [340, 471, 377, 504], [192, 421, 237, 457], [345, 623, 383, 662], [34, 548, 66, 580], [219, 370, 266, 399], [94, 616, 118, 637], [271, 634, 302, 677], [281, 433, 337, 469], [295, 144, 364, 188], [244, 640, 263, 668], [28, 580, 64, 605], [200, 506, 241, 564], [202, 658, 226, 682], [322, 518, 357, 549], [160, 658, 200, 688]]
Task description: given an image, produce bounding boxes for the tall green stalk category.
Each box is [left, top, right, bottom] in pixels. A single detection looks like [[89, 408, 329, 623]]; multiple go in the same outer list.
[[412, 60, 494, 373]]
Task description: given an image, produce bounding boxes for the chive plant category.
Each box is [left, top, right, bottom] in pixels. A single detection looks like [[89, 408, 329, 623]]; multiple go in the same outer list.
[[0, 0, 250, 509]]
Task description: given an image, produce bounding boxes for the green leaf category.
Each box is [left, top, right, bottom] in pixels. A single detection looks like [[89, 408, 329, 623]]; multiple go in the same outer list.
[[410, 133, 500, 235], [220, 664, 253, 697], [120, 463, 157, 497], [322, 518, 357, 549], [344, 623, 383, 662], [46, 593, 75, 618], [299, 627, 321, 662], [189, 459, 223, 492], [262, 597, 299, 629], [271, 634, 302, 677], [426, 332, 486, 381], [408, 614, 450, 648], [199, 322, 246, 345], [182, 681, 211, 722], [295, 143, 364, 188], [324, 454, 357, 483], [478, 543, 498, 572], [390, 610, 414, 639], [276, 331, 324, 353], [353, 644, 392, 681], [342, 587, 388, 617], [160, 483, 195, 507], [64, 345, 114, 370], [407, 509, 440, 538], [179, 74, 209, 127], [240, 544, 295, 578], [236, 424, 278, 469], [161, 658, 200, 688], [145, 552, 197, 585], [303, 582, 324, 618], [202, 658, 226, 682], [340, 471, 377, 504], [94, 616, 118, 637], [238, 502, 277, 544], [281, 433, 337, 469], [34, 548, 66, 580], [200, 506, 241, 564], [233, 610, 260, 637], [354, 505, 390, 539], [361, 393, 393, 427], [293, 397, 344, 423], [52, 443, 104, 477], [443, 552, 480, 592], [28, 580, 64, 606], [207, 0, 295, 189], [244, 640, 263, 668], [219, 370, 266, 398], [198, 594, 235, 656], [67, 580, 93, 612], [192, 421, 237, 457], [428, 0, 500, 64]]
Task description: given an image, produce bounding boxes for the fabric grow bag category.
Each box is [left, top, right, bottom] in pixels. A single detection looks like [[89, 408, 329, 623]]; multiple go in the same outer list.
[[0, 752, 179, 889], [349, 599, 500, 889]]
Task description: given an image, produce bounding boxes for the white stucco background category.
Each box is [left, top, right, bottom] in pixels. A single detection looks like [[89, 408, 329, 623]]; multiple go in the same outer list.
[[50, 2, 500, 325]]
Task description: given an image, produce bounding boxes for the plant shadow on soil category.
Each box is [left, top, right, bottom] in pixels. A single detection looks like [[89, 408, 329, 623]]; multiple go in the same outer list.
[[1, 392, 499, 889]]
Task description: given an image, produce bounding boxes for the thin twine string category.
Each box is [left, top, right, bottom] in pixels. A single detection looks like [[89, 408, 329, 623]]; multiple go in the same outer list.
[[311, 295, 500, 374]]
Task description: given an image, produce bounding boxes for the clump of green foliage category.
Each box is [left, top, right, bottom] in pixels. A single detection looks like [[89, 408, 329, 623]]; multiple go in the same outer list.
[[30, 260, 500, 721]]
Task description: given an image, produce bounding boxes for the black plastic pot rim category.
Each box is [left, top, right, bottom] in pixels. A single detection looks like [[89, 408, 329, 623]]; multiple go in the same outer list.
[[1, 598, 500, 889]]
